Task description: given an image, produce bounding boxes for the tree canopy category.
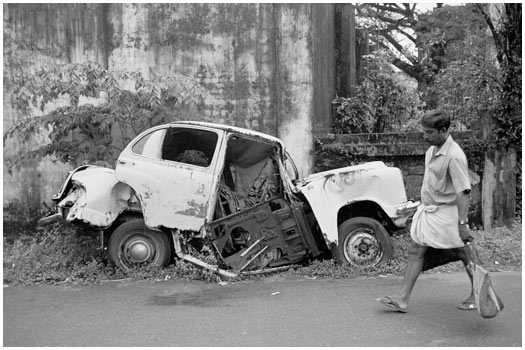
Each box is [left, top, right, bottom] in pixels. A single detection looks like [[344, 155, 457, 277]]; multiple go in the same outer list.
[[355, 4, 488, 87]]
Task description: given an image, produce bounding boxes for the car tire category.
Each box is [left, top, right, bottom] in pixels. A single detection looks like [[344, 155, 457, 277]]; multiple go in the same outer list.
[[108, 218, 173, 270], [335, 217, 392, 267]]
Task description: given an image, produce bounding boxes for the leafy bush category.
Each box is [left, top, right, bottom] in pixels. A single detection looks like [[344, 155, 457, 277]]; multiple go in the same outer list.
[[458, 137, 487, 172], [333, 52, 424, 134], [427, 32, 504, 137], [4, 61, 209, 170], [332, 96, 375, 134]]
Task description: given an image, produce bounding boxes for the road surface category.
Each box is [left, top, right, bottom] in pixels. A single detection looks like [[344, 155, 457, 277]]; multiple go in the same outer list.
[[3, 271, 521, 347]]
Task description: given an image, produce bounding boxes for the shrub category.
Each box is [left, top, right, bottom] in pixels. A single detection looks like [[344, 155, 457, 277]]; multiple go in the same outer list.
[[332, 96, 375, 134], [3, 199, 48, 241], [4, 62, 209, 171], [3, 225, 109, 285], [332, 52, 424, 135]]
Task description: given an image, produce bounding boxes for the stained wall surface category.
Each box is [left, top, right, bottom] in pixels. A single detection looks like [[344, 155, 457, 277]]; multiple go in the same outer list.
[[4, 3, 343, 206]]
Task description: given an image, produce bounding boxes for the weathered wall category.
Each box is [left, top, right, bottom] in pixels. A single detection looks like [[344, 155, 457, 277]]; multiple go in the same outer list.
[[107, 3, 335, 176], [274, 4, 314, 178], [4, 3, 345, 206], [3, 4, 109, 206], [107, 4, 280, 130]]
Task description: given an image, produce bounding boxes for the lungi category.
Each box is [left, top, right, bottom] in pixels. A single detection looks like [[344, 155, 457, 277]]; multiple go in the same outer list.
[[410, 204, 464, 249]]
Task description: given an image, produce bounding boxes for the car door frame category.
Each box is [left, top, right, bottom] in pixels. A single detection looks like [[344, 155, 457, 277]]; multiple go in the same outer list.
[[115, 124, 226, 232]]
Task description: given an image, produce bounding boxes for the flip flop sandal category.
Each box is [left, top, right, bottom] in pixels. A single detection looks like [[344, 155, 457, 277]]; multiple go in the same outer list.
[[457, 301, 477, 310], [376, 296, 408, 313]]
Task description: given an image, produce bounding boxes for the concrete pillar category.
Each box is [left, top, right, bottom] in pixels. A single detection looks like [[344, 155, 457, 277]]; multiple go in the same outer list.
[[274, 4, 314, 178]]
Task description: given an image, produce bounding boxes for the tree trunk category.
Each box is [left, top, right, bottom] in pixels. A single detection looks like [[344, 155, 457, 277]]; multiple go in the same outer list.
[[482, 148, 517, 229], [480, 4, 520, 229], [481, 108, 517, 229]]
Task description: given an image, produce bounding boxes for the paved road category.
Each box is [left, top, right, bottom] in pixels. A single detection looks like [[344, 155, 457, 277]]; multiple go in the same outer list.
[[3, 271, 521, 347]]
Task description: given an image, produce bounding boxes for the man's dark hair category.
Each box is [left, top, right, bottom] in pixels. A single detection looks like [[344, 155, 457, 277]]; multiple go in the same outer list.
[[421, 110, 450, 131]]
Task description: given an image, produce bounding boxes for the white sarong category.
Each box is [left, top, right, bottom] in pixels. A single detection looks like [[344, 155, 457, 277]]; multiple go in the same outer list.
[[410, 204, 464, 249]]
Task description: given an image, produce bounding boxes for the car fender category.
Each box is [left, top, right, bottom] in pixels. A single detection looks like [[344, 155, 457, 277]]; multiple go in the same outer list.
[[58, 166, 141, 228], [298, 162, 411, 245]]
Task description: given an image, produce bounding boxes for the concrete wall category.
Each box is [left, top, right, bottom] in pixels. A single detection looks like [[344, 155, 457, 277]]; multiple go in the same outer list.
[[109, 3, 337, 178], [4, 3, 345, 206], [3, 4, 109, 206]]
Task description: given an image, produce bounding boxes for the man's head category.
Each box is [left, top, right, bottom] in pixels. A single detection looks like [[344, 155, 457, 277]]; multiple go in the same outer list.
[[421, 110, 450, 147]]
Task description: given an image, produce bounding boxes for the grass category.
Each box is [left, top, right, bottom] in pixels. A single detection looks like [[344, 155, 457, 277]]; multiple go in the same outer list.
[[3, 220, 522, 286], [3, 224, 223, 286], [291, 221, 522, 279]]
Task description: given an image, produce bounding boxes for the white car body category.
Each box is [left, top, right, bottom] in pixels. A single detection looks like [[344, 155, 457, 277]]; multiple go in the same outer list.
[[47, 121, 418, 272]]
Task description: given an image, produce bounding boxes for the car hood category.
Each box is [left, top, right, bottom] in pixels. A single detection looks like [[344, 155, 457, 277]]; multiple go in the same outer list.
[[300, 161, 388, 185]]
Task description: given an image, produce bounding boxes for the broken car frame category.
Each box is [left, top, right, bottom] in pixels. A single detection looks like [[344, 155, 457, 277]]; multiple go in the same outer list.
[[40, 121, 419, 278]]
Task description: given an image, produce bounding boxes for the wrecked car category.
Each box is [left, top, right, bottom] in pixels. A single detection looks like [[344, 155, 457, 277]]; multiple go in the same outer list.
[[39, 121, 419, 278]]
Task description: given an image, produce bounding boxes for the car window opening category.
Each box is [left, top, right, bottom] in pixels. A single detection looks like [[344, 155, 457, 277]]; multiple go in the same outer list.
[[161, 127, 218, 167], [215, 136, 281, 218]]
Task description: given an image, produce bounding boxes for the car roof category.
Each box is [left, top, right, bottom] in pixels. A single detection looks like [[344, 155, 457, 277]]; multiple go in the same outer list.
[[172, 121, 285, 146]]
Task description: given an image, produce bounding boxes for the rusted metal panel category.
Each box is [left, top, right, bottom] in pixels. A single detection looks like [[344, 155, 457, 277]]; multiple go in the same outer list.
[[207, 197, 316, 272]]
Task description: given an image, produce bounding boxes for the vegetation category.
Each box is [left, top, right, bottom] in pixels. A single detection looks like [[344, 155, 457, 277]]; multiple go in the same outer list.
[[293, 221, 522, 279], [3, 220, 521, 286], [3, 224, 221, 286], [475, 4, 521, 228], [333, 53, 424, 134], [4, 61, 209, 170], [354, 4, 487, 88], [337, 4, 521, 226]]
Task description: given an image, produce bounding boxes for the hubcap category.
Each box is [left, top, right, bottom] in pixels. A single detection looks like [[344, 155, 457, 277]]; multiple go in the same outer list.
[[344, 229, 382, 266], [123, 236, 155, 264]]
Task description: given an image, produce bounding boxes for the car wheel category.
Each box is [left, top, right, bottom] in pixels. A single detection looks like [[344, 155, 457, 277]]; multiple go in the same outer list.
[[336, 217, 392, 267], [108, 219, 173, 270]]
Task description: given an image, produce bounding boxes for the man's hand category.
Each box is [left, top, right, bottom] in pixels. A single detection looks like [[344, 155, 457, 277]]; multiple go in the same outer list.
[[459, 224, 474, 242]]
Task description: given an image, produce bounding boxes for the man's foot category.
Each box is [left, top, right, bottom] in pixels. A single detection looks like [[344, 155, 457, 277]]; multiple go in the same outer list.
[[457, 298, 477, 310], [376, 296, 408, 313]]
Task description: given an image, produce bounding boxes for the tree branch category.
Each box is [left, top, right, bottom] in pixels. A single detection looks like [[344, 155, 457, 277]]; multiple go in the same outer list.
[[396, 27, 417, 44], [391, 57, 425, 82], [379, 32, 418, 65], [475, 3, 504, 65]]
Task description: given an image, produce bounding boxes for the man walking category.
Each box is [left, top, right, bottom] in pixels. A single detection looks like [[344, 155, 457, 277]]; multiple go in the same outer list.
[[377, 109, 475, 313]]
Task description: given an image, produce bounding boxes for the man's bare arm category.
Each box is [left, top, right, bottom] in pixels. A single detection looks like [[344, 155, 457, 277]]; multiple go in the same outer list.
[[457, 190, 473, 242], [457, 190, 470, 223]]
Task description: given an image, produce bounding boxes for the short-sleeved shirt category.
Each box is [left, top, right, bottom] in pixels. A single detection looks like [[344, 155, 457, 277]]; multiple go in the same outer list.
[[421, 135, 471, 206]]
